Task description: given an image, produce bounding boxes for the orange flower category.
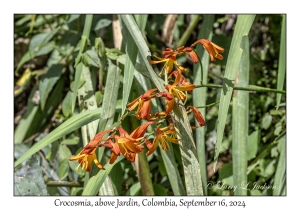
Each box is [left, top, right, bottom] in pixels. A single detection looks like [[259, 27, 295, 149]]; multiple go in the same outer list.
[[145, 128, 178, 156], [83, 130, 112, 154], [192, 39, 224, 62], [168, 70, 193, 86], [127, 88, 158, 120], [69, 148, 105, 172], [104, 136, 143, 164], [166, 71, 195, 102], [104, 122, 156, 163], [188, 106, 206, 127], [150, 54, 176, 75], [150, 52, 187, 75], [69, 129, 113, 171]]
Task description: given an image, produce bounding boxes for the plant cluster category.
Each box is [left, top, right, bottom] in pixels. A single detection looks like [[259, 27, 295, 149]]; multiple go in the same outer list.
[[69, 39, 224, 172]]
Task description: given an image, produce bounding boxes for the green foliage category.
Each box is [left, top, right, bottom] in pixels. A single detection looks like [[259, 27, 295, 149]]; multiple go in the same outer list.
[[14, 14, 286, 196]]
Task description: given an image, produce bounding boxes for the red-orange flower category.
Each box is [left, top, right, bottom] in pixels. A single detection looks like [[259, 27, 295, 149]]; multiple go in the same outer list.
[[145, 127, 178, 156], [188, 106, 206, 127], [69, 129, 113, 171], [69, 148, 105, 172], [166, 71, 195, 102], [83, 130, 113, 154], [104, 122, 156, 163], [192, 39, 224, 62], [150, 51, 187, 75], [168, 70, 193, 86], [127, 88, 158, 120]]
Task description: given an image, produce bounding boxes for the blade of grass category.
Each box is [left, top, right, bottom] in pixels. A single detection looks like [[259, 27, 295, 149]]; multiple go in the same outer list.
[[213, 15, 255, 171], [77, 65, 99, 141], [97, 61, 121, 132], [121, 15, 148, 115], [276, 15, 286, 110], [71, 15, 93, 113], [120, 15, 164, 91], [121, 14, 203, 195], [14, 107, 103, 167], [192, 14, 215, 196], [82, 156, 124, 195], [232, 36, 249, 196], [90, 61, 120, 181], [273, 134, 286, 195], [14, 86, 39, 144]]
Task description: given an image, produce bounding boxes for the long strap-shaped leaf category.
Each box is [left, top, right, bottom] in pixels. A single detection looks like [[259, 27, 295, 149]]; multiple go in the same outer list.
[[121, 15, 148, 115], [276, 15, 286, 109], [120, 14, 203, 195], [82, 156, 124, 195], [192, 14, 215, 195], [232, 36, 250, 195], [213, 15, 255, 171], [14, 108, 103, 167]]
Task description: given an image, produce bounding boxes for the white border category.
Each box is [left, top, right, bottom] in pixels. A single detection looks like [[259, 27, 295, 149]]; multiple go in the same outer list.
[[3, 1, 298, 209]]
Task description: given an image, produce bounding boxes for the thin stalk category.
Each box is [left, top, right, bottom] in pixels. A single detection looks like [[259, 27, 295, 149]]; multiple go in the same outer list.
[[136, 149, 155, 195], [195, 84, 286, 94], [82, 15, 93, 37], [195, 101, 219, 109], [176, 15, 202, 48], [46, 181, 83, 187]]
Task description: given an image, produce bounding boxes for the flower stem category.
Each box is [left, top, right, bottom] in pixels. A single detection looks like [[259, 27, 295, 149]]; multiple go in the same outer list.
[[176, 15, 202, 48], [195, 84, 286, 94], [195, 101, 220, 109]]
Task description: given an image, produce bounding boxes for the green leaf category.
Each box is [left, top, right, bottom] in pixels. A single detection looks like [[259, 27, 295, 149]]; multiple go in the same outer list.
[[261, 113, 272, 130], [86, 50, 100, 67], [58, 159, 69, 180], [126, 182, 141, 196], [219, 163, 233, 186], [98, 61, 121, 132], [232, 35, 250, 195], [192, 14, 215, 196], [121, 15, 147, 115], [14, 86, 39, 144], [247, 130, 260, 160], [109, 162, 123, 195], [61, 136, 80, 145], [62, 91, 74, 117], [153, 184, 168, 196], [80, 36, 88, 53], [213, 15, 255, 171], [14, 155, 48, 195], [39, 64, 63, 110], [14, 107, 102, 167], [274, 124, 282, 136], [273, 134, 286, 195], [16, 29, 59, 73], [120, 15, 164, 91], [95, 91, 103, 106], [94, 18, 112, 30], [82, 157, 124, 195], [82, 52, 91, 67], [276, 15, 286, 110], [74, 53, 82, 68], [71, 15, 94, 113]]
